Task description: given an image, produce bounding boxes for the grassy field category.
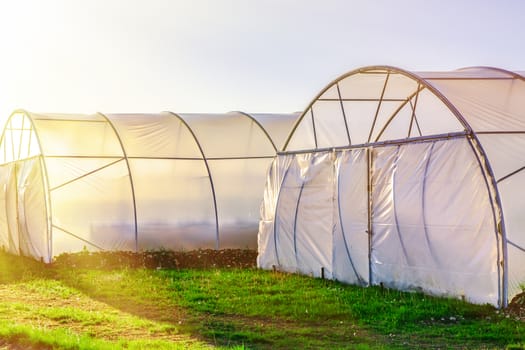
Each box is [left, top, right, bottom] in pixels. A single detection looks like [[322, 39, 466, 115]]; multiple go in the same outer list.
[[0, 250, 524, 349]]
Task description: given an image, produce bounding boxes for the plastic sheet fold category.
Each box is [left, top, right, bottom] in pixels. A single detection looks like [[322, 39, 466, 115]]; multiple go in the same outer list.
[[260, 66, 524, 307], [259, 138, 500, 305]]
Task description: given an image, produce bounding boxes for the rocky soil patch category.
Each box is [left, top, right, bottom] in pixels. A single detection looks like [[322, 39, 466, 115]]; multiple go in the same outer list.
[[507, 291, 525, 321]]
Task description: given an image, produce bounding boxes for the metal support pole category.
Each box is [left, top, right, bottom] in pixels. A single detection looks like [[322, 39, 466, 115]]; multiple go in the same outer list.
[[367, 147, 373, 286]]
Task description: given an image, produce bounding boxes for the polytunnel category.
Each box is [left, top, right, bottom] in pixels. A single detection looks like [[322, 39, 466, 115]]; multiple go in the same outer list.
[[0, 110, 298, 263], [258, 66, 525, 307]]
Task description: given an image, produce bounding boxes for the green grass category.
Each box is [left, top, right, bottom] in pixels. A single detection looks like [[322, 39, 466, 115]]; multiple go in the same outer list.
[[160, 269, 524, 349], [0, 321, 210, 350], [0, 250, 524, 349]]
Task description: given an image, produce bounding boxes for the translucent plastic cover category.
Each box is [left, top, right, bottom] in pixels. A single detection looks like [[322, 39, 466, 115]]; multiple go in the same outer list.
[[130, 159, 217, 251], [33, 118, 123, 157], [284, 69, 465, 151], [259, 136, 501, 306], [498, 172, 525, 298], [0, 158, 49, 261], [0, 110, 297, 261], [244, 113, 300, 151], [333, 149, 369, 285], [371, 139, 498, 304], [208, 158, 272, 249], [269, 66, 524, 306], [426, 78, 525, 132], [180, 112, 276, 158], [50, 158, 135, 255], [106, 113, 203, 158]]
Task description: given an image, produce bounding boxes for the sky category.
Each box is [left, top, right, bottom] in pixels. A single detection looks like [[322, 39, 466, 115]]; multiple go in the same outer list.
[[0, 0, 524, 127]]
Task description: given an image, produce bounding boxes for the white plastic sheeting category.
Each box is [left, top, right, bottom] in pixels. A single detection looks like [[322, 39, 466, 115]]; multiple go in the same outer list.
[[259, 138, 499, 305], [0, 110, 298, 262], [371, 140, 497, 304], [259, 66, 525, 307], [334, 149, 369, 285], [0, 158, 48, 259]]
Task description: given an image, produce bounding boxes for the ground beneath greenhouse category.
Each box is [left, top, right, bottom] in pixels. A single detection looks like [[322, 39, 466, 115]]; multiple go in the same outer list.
[[52, 248, 258, 270], [52, 248, 525, 320], [1, 249, 524, 349], [508, 292, 525, 321]]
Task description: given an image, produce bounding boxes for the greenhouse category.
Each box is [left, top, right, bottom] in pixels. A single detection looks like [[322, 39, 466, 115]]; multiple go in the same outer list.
[[258, 66, 525, 307], [0, 110, 298, 262]]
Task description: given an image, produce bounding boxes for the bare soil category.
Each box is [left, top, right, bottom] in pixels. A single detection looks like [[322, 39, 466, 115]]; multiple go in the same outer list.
[[508, 291, 525, 321], [52, 248, 258, 270]]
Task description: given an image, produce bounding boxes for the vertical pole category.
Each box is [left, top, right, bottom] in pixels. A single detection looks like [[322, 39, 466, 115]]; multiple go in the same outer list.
[[466, 136, 507, 308], [501, 222, 508, 308], [39, 155, 53, 263], [367, 147, 373, 286]]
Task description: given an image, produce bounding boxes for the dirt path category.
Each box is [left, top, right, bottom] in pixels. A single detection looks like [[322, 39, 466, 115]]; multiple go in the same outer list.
[[0, 283, 191, 343]]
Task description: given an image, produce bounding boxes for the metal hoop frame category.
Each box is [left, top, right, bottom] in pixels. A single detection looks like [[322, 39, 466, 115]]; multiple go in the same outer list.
[[274, 65, 524, 308]]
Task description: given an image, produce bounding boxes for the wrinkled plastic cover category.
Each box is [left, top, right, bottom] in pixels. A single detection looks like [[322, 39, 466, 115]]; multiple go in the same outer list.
[[278, 67, 525, 306], [426, 75, 525, 132], [0, 158, 49, 262], [259, 137, 500, 305]]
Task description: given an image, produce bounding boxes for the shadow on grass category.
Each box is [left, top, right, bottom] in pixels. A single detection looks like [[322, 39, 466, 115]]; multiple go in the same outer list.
[[0, 251, 54, 284], [3, 250, 523, 350], [53, 267, 373, 349]]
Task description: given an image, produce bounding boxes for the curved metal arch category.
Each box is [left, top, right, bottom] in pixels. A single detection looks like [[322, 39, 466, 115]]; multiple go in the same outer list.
[[282, 65, 476, 151], [97, 112, 139, 252], [163, 111, 221, 250], [447, 65, 522, 307], [465, 137, 504, 307], [436, 64, 523, 307], [283, 65, 512, 306], [232, 111, 278, 152], [376, 67, 474, 132], [0, 109, 42, 163], [0, 109, 54, 261]]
